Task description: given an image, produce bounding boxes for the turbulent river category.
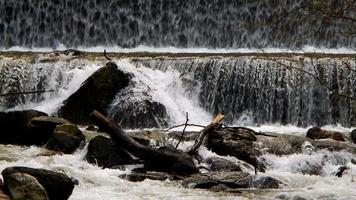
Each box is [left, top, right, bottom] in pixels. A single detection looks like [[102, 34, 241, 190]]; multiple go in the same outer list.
[[0, 50, 355, 199]]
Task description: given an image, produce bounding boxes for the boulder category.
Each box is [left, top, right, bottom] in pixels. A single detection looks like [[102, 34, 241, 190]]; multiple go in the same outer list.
[[30, 116, 70, 130], [46, 124, 85, 154], [251, 175, 286, 189], [306, 127, 345, 141], [58, 62, 131, 124], [205, 157, 241, 172], [2, 167, 75, 200], [85, 136, 133, 168], [108, 89, 169, 129], [119, 171, 171, 182], [206, 128, 265, 172], [182, 171, 251, 190], [0, 110, 51, 145], [6, 172, 48, 200], [350, 129, 356, 144]]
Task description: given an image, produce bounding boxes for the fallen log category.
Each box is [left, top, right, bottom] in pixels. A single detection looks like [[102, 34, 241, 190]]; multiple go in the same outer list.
[[90, 110, 198, 176]]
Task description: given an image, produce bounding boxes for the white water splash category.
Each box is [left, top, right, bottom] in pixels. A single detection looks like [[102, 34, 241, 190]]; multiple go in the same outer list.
[[109, 59, 212, 126], [1, 45, 356, 54]]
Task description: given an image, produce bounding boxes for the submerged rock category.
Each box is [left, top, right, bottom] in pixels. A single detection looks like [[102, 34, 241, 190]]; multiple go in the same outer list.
[[46, 124, 85, 154], [85, 136, 133, 168], [251, 175, 286, 189], [58, 62, 131, 124], [306, 127, 345, 141], [119, 171, 171, 182], [2, 167, 75, 200], [182, 171, 251, 190], [6, 172, 48, 200], [0, 110, 51, 145]]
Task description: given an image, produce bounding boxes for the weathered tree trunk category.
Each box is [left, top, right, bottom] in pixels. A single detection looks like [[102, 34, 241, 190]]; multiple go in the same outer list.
[[90, 110, 199, 176]]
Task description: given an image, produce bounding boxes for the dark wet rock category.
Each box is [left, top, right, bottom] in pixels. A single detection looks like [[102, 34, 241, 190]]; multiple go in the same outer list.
[[306, 127, 345, 141], [46, 124, 85, 154], [6, 172, 48, 200], [85, 136, 133, 168], [58, 62, 131, 124], [119, 171, 171, 182], [206, 129, 265, 172], [2, 166, 75, 200], [205, 157, 241, 172], [350, 129, 356, 144], [109, 93, 169, 129], [182, 171, 251, 190], [252, 175, 286, 189], [335, 165, 349, 177], [0, 110, 52, 145], [0, 189, 10, 200], [30, 116, 70, 130]]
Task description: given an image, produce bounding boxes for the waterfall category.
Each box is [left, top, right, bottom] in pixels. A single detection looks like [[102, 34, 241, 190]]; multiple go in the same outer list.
[[0, 55, 101, 114], [0, 0, 355, 49], [137, 55, 356, 127], [0, 53, 355, 127]]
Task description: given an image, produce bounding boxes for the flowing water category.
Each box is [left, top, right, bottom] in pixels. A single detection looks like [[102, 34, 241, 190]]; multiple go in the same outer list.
[[0, 51, 355, 199], [1, 0, 355, 49], [1, 0, 356, 198]]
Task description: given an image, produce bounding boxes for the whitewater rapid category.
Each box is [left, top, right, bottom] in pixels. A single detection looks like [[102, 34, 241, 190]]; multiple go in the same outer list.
[[0, 129, 356, 200]]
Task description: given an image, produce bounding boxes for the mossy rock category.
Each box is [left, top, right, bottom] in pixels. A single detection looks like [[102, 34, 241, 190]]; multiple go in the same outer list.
[[46, 124, 85, 154]]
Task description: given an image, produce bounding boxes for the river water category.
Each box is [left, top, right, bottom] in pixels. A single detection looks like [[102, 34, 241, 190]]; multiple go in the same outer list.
[[0, 50, 355, 199]]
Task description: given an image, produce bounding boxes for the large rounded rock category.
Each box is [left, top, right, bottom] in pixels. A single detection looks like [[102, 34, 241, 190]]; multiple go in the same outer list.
[[306, 127, 345, 141], [0, 110, 50, 145], [205, 157, 241, 172], [251, 175, 286, 189], [206, 128, 265, 172], [6, 172, 48, 200], [2, 167, 75, 200], [58, 62, 131, 124], [108, 89, 169, 129], [85, 136, 133, 168], [46, 124, 85, 154]]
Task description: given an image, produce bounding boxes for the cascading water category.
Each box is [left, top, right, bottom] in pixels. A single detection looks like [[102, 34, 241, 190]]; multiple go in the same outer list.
[[0, 0, 355, 49], [138, 55, 356, 127], [0, 55, 101, 114], [0, 54, 355, 127]]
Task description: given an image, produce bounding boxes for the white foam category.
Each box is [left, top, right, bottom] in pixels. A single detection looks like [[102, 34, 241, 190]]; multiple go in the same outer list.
[[1, 44, 355, 54], [111, 59, 212, 126]]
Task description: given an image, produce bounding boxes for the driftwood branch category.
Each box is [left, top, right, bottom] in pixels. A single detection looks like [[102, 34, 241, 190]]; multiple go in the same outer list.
[[90, 110, 198, 175], [188, 114, 224, 155], [175, 112, 189, 149], [165, 123, 206, 131], [104, 49, 112, 61]]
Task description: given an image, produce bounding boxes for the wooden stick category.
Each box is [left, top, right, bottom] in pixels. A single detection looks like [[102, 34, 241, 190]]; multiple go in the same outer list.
[[188, 114, 224, 155]]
